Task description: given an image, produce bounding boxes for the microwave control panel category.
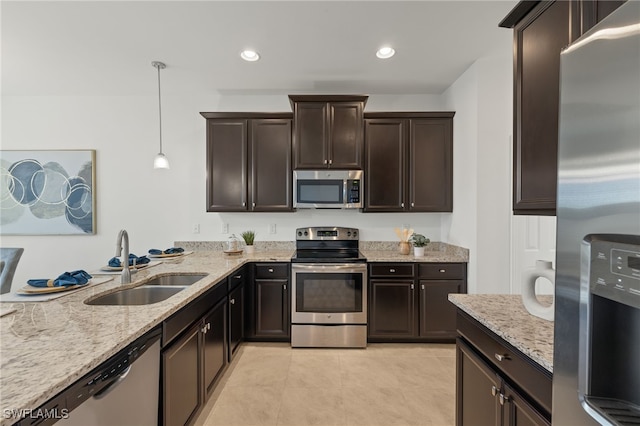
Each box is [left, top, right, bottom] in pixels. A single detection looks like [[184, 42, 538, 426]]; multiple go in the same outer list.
[[347, 179, 360, 204]]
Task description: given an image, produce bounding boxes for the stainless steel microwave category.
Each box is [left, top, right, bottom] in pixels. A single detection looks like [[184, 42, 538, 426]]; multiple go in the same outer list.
[[293, 170, 363, 209]]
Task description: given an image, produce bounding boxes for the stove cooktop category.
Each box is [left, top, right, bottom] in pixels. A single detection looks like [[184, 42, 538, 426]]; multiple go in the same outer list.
[[290, 249, 367, 264]]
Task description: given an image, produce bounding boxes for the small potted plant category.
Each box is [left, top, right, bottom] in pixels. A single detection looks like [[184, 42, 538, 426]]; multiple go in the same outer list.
[[409, 233, 430, 257], [240, 230, 256, 254]]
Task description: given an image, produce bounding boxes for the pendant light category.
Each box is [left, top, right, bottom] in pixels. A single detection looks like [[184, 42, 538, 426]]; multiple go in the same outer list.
[[152, 61, 169, 169]]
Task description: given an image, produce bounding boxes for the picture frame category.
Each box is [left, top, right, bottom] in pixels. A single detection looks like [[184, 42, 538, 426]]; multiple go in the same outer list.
[[0, 150, 96, 235]]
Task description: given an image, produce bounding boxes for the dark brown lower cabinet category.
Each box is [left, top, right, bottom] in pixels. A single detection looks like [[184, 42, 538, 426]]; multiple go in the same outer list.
[[456, 312, 551, 426], [245, 263, 290, 341], [369, 280, 416, 338], [162, 298, 227, 426], [368, 263, 466, 342], [228, 282, 244, 361]]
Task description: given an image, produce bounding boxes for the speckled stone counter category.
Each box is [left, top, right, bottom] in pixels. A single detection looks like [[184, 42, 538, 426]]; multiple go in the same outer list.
[[448, 294, 554, 373], [0, 250, 292, 426], [362, 242, 469, 263]]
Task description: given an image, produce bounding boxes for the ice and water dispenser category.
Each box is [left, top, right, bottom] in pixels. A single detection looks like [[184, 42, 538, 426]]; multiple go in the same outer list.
[[579, 234, 640, 425]]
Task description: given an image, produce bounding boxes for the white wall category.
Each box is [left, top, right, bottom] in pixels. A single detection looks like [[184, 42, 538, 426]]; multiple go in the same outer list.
[[1, 93, 449, 290], [441, 51, 513, 294]]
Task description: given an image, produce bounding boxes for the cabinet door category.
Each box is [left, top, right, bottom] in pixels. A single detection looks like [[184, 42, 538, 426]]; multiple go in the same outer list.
[[255, 279, 290, 338], [457, 340, 501, 426], [249, 119, 293, 211], [329, 102, 364, 168], [203, 301, 227, 397], [513, 1, 570, 215], [206, 119, 248, 211], [163, 323, 201, 426], [228, 284, 244, 361], [503, 382, 550, 426], [409, 118, 453, 212], [364, 119, 406, 212], [293, 102, 328, 168], [419, 280, 462, 339], [368, 280, 416, 338]]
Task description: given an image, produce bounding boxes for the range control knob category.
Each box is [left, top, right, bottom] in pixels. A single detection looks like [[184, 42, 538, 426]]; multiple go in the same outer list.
[[353, 231, 358, 238], [297, 231, 302, 237], [347, 231, 351, 237]]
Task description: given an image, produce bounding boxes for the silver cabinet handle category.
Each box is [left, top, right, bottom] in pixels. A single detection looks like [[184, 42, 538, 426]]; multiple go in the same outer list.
[[252, 202, 256, 208], [230, 298, 235, 305], [389, 268, 396, 273], [234, 275, 242, 279], [499, 393, 509, 406], [494, 353, 510, 362], [283, 284, 287, 290], [411, 202, 415, 207], [439, 269, 446, 273], [324, 159, 328, 164], [268, 268, 274, 273], [202, 325, 207, 334], [421, 284, 425, 290], [491, 386, 498, 397], [401, 202, 404, 208], [207, 323, 211, 331], [410, 284, 414, 290], [242, 202, 246, 207], [329, 159, 332, 165]]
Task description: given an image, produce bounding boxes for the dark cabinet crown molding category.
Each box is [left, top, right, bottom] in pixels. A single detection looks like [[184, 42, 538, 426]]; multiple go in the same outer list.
[[364, 111, 455, 119], [200, 112, 292, 119], [288, 94, 369, 110], [499, 1, 540, 28]]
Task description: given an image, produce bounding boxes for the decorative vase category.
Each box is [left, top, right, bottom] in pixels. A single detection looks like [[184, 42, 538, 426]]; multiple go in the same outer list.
[[522, 260, 555, 321], [414, 246, 425, 257], [245, 245, 255, 255], [399, 242, 411, 255]]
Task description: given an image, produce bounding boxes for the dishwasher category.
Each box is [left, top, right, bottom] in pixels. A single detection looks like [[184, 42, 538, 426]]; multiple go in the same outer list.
[[51, 328, 161, 426]]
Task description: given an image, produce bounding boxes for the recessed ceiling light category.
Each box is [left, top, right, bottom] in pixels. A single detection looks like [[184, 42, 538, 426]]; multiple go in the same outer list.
[[240, 50, 260, 62], [376, 46, 395, 59]]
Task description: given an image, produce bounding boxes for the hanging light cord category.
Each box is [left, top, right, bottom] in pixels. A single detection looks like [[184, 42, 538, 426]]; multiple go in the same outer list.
[[156, 63, 163, 154]]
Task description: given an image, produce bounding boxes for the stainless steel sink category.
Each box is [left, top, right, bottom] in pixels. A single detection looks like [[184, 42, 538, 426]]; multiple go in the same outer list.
[[142, 274, 208, 286], [85, 286, 185, 306]]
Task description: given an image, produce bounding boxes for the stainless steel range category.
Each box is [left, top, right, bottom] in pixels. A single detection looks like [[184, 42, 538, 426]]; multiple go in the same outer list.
[[291, 227, 367, 348]]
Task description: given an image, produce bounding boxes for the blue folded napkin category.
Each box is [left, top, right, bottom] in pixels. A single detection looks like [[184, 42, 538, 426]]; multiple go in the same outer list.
[[149, 247, 184, 255], [27, 270, 92, 288], [108, 254, 150, 268]]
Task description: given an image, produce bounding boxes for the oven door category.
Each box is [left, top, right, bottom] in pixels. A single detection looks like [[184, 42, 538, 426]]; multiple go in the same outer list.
[[291, 263, 367, 324]]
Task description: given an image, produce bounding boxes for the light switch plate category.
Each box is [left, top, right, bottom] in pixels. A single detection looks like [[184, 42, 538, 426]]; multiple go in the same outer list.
[[269, 224, 277, 234]]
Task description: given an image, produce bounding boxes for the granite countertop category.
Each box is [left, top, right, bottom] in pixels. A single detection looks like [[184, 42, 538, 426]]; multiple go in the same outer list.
[[0, 244, 468, 424], [448, 294, 554, 373], [0, 250, 291, 426], [362, 241, 469, 263]]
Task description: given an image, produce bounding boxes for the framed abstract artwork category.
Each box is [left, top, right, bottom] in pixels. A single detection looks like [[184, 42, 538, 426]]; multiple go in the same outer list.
[[0, 150, 96, 235]]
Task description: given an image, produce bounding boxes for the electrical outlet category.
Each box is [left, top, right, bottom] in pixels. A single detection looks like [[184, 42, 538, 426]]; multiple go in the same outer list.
[[269, 224, 277, 234], [192, 223, 200, 234], [222, 223, 229, 234]]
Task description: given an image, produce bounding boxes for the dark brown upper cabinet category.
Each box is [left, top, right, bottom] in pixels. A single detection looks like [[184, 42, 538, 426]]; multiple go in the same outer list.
[[500, 0, 625, 216], [202, 113, 293, 212], [289, 95, 368, 169], [363, 113, 454, 213]]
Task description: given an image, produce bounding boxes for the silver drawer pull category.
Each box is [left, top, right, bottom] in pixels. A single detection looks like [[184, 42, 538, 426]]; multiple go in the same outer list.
[[283, 284, 287, 290], [268, 268, 274, 273], [499, 393, 509, 406], [230, 299, 235, 305], [389, 268, 396, 273], [421, 284, 425, 290], [234, 275, 242, 279], [491, 385, 498, 397], [410, 284, 414, 290], [494, 353, 510, 362], [439, 269, 446, 273]]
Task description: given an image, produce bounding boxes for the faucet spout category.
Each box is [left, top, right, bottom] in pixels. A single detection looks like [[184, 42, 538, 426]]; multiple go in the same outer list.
[[116, 229, 131, 284]]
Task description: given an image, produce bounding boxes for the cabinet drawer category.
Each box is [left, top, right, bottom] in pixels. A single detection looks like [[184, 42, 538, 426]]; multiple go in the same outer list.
[[457, 312, 552, 415], [419, 263, 465, 279], [255, 263, 289, 279], [228, 267, 245, 291], [369, 263, 415, 278]]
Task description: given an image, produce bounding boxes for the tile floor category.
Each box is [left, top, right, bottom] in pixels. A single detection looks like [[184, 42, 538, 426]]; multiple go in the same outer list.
[[195, 342, 456, 426]]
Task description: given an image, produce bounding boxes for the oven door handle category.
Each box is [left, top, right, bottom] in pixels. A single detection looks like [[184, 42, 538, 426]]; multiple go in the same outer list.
[[291, 263, 367, 272]]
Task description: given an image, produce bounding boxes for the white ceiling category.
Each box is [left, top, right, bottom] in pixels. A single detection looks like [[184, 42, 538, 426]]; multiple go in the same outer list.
[[1, 1, 517, 97]]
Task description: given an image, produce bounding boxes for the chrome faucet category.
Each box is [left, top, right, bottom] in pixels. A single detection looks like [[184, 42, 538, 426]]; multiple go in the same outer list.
[[116, 229, 132, 284]]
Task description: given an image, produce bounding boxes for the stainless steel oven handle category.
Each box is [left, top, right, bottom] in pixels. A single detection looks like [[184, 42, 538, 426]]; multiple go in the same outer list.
[[291, 263, 366, 271]]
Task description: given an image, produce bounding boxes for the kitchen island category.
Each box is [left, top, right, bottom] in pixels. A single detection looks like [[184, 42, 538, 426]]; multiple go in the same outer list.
[[449, 294, 554, 425], [0, 243, 468, 425]]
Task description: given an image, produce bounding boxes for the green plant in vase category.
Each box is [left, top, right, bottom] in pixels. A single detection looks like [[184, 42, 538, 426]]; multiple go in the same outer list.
[[241, 230, 256, 254], [409, 233, 430, 257]]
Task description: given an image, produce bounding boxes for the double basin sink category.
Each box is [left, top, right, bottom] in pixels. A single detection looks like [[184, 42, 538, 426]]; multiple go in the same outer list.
[[85, 274, 208, 306]]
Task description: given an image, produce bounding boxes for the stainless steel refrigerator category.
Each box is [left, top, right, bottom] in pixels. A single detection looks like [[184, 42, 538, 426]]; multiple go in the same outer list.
[[553, 1, 640, 425]]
